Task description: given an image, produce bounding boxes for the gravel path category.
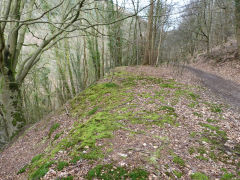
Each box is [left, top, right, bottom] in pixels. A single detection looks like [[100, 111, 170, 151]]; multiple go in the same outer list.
[[186, 66, 240, 109]]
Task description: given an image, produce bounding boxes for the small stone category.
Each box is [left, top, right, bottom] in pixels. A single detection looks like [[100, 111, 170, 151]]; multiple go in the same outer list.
[[119, 162, 126, 166], [59, 172, 67, 177], [48, 169, 56, 175], [118, 153, 128, 157], [226, 151, 232, 155], [128, 151, 133, 154]]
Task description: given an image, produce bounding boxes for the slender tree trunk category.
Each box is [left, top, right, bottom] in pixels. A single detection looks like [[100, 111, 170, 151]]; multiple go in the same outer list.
[[83, 37, 88, 89], [235, 0, 240, 56], [101, 26, 105, 77], [156, 24, 164, 66], [143, 0, 154, 65], [64, 39, 76, 96]]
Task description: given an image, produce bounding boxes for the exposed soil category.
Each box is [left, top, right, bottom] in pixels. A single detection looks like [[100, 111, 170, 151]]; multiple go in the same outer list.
[[185, 66, 240, 110]]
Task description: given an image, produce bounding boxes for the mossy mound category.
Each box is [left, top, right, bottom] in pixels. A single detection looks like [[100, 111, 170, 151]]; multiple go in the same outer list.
[[23, 68, 237, 179]]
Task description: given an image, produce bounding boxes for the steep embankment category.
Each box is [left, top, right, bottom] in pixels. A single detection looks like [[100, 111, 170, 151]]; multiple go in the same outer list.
[[0, 66, 239, 180], [191, 40, 240, 85]]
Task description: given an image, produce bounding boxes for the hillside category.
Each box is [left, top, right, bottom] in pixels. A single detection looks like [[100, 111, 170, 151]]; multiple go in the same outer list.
[[0, 66, 239, 180], [191, 40, 240, 85]]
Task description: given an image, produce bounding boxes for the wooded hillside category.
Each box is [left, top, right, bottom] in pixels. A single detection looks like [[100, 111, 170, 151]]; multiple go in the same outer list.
[[0, 0, 240, 179]]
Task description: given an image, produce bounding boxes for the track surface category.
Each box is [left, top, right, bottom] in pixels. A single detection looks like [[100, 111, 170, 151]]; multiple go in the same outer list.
[[186, 66, 240, 109]]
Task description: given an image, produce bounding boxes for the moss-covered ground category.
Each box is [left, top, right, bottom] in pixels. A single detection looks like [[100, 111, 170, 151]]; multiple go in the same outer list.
[[17, 67, 240, 179]]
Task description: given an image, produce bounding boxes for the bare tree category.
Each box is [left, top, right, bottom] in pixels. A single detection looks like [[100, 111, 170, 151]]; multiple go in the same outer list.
[[0, 0, 86, 144]]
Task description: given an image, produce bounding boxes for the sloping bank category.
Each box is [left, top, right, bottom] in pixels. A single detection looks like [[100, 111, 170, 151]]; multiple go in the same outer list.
[[13, 67, 240, 179]]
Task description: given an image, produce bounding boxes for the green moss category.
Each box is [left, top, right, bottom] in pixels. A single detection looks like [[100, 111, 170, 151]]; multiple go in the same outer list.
[[220, 173, 235, 180], [69, 112, 120, 149], [188, 92, 200, 101], [209, 151, 217, 161], [196, 155, 208, 161], [31, 154, 43, 163], [56, 176, 74, 180], [197, 147, 206, 155], [173, 170, 183, 178], [53, 132, 63, 141], [175, 89, 186, 97], [86, 164, 148, 180], [70, 156, 81, 164], [48, 123, 60, 138], [87, 106, 99, 116], [57, 161, 69, 171], [30, 161, 54, 180], [159, 106, 175, 113], [173, 155, 185, 167], [206, 118, 218, 123], [161, 114, 177, 126], [199, 123, 219, 131], [193, 112, 203, 117], [17, 164, 29, 174], [190, 132, 198, 138], [79, 149, 104, 160], [86, 164, 128, 180], [188, 102, 198, 108], [149, 147, 163, 164], [191, 172, 209, 180], [160, 83, 177, 89], [188, 147, 195, 155], [12, 119, 17, 126], [210, 104, 222, 113], [128, 168, 149, 180], [104, 82, 118, 88], [199, 123, 227, 146]]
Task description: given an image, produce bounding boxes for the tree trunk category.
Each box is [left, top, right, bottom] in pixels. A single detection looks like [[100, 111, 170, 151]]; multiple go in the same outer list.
[[235, 0, 240, 56], [0, 73, 25, 146], [143, 0, 154, 65]]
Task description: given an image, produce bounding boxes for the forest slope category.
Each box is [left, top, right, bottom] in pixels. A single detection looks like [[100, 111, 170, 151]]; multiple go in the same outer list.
[[0, 66, 239, 180], [191, 40, 240, 85]]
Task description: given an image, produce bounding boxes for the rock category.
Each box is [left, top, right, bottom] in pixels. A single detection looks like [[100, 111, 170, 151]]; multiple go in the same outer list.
[[226, 151, 232, 155], [119, 162, 126, 166], [118, 153, 128, 157], [59, 172, 67, 177], [48, 169, 56, 176]]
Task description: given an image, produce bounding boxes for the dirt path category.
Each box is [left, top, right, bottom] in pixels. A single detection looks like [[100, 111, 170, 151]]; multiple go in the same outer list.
[[186, 66, 240, 109]]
